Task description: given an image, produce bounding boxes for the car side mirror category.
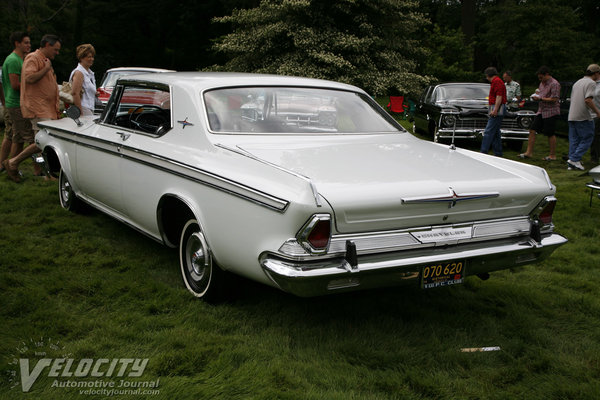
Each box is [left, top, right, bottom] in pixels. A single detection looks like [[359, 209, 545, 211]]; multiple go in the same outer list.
[[65, 106, 82, 127]]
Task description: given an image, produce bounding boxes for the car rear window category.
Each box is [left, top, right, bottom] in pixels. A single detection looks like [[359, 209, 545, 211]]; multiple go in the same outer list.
[[203, 87, 402, 134]]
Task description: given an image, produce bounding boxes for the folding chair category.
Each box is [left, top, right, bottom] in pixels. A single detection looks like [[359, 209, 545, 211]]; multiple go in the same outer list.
[[386, 96, 409, 119]]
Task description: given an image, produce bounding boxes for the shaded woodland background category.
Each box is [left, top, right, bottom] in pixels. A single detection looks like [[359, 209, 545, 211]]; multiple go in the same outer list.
[[1, 0, 599, 97]]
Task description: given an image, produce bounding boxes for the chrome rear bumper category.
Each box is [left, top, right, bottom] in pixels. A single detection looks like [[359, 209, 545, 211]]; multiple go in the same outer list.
[[260, 233, 567, 297]]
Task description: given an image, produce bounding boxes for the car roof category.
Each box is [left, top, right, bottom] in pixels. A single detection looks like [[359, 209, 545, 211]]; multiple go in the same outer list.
[[434, 82, 490, 88], [118, 71, 364, 93], [106, 67, 175, 73]]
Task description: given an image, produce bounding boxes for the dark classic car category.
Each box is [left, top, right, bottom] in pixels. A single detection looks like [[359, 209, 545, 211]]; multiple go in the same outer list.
[[587, 165, 600, 205], [413, 83, 535, 149]]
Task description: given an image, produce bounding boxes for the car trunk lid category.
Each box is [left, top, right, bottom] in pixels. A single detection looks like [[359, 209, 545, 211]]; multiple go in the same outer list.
[[236, 135, 550, 233]]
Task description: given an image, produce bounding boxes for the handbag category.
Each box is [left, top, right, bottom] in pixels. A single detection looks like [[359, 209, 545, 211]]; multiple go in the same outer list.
[[59, 81, 84, 104], [59, 81, 74, 104]]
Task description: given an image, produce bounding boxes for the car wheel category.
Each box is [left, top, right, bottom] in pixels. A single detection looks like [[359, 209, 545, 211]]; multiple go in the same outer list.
[[429, 122, 439, 142], [179, 219, 224, 300], [59, 169, 82, 211]]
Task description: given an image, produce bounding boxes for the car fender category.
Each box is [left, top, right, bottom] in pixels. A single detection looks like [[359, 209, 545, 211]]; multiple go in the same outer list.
[[37, 130, 78, 192]]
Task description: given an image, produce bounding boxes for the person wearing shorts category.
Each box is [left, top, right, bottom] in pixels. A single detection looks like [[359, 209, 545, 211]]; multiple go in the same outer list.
[[4, 34, 60, 183], [1, 32, 32, 178], [0, 100, 12, 172], [519, 66, 561, 161], [530, 113, 559, 140]]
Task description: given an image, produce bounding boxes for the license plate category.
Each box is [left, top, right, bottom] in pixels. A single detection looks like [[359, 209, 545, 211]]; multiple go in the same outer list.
[[421, 260, 465, 289]]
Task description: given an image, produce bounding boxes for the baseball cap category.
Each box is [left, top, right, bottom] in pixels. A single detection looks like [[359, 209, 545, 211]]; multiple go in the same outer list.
[[586, 64, 600, 74]]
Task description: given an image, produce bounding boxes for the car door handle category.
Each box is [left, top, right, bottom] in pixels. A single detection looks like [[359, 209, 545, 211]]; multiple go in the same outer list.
[[116, 132, 130, 141]]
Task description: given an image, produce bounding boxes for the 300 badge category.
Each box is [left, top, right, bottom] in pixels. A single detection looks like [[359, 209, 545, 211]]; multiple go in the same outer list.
[[421, 260, 465, 289]]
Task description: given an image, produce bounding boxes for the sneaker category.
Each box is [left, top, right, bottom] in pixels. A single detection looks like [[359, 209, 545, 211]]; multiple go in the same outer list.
[[567, 159, 585, 170]]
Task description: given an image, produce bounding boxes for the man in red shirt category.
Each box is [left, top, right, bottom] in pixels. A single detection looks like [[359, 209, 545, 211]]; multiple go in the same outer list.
[[481, 67, 507, 156]]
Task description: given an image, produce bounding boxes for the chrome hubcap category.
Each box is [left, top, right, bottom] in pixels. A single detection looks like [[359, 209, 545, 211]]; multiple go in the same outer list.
[[60, 174, 71, 204], [186, 232, 208, 283], [62, 182, 70, 202]]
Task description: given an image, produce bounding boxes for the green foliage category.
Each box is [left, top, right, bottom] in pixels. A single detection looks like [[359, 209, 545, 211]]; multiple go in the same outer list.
[[0, 0, 261, 82], [210, 0, 432, 97], [1, 0, 599, 104], [479, 0, 596, 85], [421, 24, 481, 83]]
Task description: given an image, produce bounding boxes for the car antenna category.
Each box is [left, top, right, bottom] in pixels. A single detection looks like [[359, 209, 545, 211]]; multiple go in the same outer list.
[[450, 117, 457, 150]]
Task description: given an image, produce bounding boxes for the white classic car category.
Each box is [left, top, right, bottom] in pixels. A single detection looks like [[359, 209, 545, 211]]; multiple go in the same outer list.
[[587, 165, 600, 206], [36, 72, 567, 300]]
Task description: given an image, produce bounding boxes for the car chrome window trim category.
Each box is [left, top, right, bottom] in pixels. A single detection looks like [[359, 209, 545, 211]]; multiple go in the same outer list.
[[201, 86, 404, 135], [99, 81, 174, 137], [46, 130, 290, 213]]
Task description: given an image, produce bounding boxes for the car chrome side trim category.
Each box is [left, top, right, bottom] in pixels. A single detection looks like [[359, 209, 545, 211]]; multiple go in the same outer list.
[[216, 143, 323, 207], [47, 130, 289, 212], [401, 187, 499, 208], [75, 191, 165, 245]]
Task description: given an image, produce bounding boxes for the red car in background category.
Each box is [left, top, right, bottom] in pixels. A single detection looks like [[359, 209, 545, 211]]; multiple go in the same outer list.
[[96, 67, 174, 109]]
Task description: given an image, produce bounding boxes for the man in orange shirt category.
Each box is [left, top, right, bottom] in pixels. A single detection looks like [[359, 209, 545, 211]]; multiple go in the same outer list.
[[3, 34, 60, 182]]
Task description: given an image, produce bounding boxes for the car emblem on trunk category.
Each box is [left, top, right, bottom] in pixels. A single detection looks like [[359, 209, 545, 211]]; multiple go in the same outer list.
[[401, 187, 499, 208]]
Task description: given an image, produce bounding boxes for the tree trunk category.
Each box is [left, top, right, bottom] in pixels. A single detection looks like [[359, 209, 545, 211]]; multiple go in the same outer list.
[[461, 0, 476, 44]]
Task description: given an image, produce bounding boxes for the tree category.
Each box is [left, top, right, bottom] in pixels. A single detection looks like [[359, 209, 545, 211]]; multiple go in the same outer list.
[[421, 24, 480, 83], [479, 0, 596, 85], [211, 0, 431, 97], [0, 0, 260, 82]]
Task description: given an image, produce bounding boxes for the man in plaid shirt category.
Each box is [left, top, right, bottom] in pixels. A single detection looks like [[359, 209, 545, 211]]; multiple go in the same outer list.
[[519, 66, 561, 160]]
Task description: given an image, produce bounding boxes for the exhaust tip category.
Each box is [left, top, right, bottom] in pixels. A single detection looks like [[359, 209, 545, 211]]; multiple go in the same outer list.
[[477, 273, 490, 281]]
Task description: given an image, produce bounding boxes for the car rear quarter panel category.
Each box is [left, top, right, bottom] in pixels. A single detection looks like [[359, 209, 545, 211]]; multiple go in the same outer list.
[[119, 87, 330, 284]]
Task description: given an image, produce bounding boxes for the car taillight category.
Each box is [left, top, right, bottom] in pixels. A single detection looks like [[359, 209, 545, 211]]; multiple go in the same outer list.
[[298, 214, 331, 254], [97, 88, 110, 101], [531, 196, 557, 228], [307, 219, 331, 249], [539, 199, 556, 224]]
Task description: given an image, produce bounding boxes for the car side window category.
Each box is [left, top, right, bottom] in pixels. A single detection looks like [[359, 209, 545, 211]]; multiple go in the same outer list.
[[104, 85, 172, 136], [423, 87, 434, 104]]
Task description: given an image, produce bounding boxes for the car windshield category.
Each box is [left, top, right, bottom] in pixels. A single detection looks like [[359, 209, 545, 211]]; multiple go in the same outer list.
[[435, 85, 489, 102], [203, 87, 402, 134]]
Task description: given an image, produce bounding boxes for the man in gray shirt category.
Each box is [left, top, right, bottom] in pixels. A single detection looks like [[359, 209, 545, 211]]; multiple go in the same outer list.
[[567, 64, 600, 170], [590, 80, 600, 165]]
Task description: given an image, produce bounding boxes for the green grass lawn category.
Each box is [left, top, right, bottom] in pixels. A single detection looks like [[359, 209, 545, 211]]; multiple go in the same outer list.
[[1, 126, 599, 400]]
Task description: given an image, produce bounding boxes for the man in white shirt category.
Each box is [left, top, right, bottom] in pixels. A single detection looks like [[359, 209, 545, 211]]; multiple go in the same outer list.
[[567, 64, 600, 170], [589, 80, 600, 165]]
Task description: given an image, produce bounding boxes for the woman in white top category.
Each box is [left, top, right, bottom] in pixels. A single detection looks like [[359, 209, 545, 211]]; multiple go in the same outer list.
[[70, 44, 97, 116]]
